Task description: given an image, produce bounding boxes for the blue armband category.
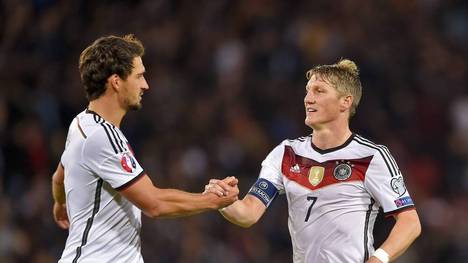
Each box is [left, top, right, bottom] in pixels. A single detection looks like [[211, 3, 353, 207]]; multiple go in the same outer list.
[[248, 178, 279, 207]]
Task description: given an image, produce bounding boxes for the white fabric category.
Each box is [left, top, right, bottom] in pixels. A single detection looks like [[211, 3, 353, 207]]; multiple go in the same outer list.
[[59, 110, 144, 263], [254, 134, 414, 263]]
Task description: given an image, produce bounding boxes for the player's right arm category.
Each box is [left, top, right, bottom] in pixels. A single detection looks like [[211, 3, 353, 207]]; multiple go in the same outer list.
[[51, 162, 70, 229], [208, 177, 279, 228], [119, 175, 239, 218], [211, 142, 286, 228]]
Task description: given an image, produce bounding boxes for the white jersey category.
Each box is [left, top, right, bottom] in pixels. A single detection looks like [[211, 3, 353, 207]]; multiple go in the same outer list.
[[59, 109, 145, 263], [256, 134, 415, 263]]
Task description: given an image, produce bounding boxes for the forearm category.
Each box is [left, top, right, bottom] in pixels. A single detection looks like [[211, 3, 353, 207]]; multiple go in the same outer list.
[[219, 195, 265, 228], [52, 181, 66, 204], [220, 201, 253, 227], [150, 188, 218, 218], [121, 175, 237, 219], [52, 163, 65, 204], [376, 210, 421, 261]]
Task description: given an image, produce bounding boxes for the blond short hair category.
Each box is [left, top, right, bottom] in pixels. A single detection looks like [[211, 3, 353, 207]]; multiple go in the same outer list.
[[306, 59, 362, 117]]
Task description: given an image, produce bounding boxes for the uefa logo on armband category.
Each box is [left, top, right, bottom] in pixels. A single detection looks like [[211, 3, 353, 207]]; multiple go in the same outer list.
[[259, 181, 269, 190], [120, 152, 137, 173]]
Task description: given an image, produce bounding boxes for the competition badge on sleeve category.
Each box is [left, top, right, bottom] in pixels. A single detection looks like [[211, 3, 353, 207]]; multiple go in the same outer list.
[[120, 152, 137, 173], [391, 176, 407, 197]]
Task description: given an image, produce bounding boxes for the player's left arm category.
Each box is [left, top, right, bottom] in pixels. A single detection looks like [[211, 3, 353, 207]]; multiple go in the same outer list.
[[51, 162, 69, 229], [367, 209, 421, 263], [365, 147, 421, 262]]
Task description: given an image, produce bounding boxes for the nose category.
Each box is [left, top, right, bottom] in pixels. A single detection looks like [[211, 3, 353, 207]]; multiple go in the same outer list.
[[304, 90, 314, 105], [142, 78, 149, 90]]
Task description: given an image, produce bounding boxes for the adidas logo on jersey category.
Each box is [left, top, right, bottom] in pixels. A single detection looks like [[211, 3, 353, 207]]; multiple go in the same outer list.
[[290, 164, 301, 173]]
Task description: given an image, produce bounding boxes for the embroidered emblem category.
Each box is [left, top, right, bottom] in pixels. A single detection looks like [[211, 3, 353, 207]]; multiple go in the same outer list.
[[391, 177, 407, 197], [333, 163, 352, 181], [394, 196, 413, 208], [308, 166, 325, 186], [290, 164, 301, 173], [259, 181, 269, 190], [120, 152, 136, 173]]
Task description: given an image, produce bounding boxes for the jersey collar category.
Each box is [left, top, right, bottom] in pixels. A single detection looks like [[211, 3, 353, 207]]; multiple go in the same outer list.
[[86, 108, 101, 116], [310, 133, 355, 154]]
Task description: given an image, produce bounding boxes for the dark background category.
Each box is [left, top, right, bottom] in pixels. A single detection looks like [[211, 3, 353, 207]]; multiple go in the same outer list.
[[1, 0, 467, 262]]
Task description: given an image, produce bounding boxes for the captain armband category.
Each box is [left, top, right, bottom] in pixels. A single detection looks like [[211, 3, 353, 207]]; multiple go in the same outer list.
[[247, 178, 279, 207]]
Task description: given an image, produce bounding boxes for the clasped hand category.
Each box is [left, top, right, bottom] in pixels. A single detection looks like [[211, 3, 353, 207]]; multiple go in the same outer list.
[[203, 176, 239, 208]]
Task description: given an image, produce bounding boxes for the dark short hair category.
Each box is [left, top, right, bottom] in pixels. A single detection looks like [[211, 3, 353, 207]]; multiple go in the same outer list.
[[79, 34, 145, 101]]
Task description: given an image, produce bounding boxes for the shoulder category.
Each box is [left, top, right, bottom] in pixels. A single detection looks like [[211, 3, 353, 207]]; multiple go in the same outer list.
[[353, 134, 401, 175], [352, 134, 392, 155], [283, 135, 312, 154], [82, 121, 126, 158], [265, 135, 311, 159], [285, 134, 312, 146]]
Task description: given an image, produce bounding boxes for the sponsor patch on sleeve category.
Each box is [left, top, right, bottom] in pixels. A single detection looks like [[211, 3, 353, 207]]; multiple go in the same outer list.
[[394, 196, 413, 208], [248, 178, 279, 207]]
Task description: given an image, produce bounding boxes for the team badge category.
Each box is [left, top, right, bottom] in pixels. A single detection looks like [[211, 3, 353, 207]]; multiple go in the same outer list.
[[308, 166, 324, 186], [391, 176, 406, 197], [120, 152, 137, 173], [333, 163, 352, 181]]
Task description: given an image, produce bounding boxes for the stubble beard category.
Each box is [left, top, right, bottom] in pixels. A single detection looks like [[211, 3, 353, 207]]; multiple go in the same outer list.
[[128, 102, 142, 111], [124, 97, 142, 111], [129, 104, 141, 111]]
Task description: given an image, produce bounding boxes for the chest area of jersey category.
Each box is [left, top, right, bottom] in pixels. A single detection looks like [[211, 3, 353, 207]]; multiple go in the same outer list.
[[281, 146, 373, 191]]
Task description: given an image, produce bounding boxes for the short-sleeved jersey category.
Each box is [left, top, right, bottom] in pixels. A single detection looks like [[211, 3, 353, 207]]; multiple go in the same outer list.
[[254, 134, 415, 263], [59, 109, 145, 263]]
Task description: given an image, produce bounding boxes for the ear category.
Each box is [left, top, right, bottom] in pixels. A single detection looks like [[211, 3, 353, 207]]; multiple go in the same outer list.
[[107, 74, 121, 92], [340, 95, 353, 112]]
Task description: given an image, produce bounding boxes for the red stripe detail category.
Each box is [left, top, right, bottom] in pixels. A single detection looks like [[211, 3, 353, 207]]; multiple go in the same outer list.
[[281, 146, 373, 190]]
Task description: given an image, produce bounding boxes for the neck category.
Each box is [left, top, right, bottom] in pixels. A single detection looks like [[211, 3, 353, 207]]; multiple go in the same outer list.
[[311, 121, 352, 150], [88, 96, 126, 127]]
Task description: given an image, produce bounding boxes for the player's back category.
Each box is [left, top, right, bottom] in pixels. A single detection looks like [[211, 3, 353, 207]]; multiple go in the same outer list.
[[59, 110, 143, 263]]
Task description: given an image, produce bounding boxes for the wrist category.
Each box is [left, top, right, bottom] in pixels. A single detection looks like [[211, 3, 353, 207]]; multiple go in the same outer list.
[[373, 248, 389, 263], [203, 193, 219, 210]]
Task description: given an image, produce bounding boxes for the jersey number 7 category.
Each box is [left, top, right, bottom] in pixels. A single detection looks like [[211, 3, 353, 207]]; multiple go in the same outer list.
[[304, 196, 318, 222]]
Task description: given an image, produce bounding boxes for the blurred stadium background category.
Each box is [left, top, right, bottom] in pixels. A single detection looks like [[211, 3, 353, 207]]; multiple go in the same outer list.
[[1, 0, 468, 262]]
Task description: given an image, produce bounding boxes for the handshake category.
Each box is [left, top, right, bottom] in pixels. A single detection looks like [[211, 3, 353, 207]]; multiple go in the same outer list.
[[203, 176, 240, 209]]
